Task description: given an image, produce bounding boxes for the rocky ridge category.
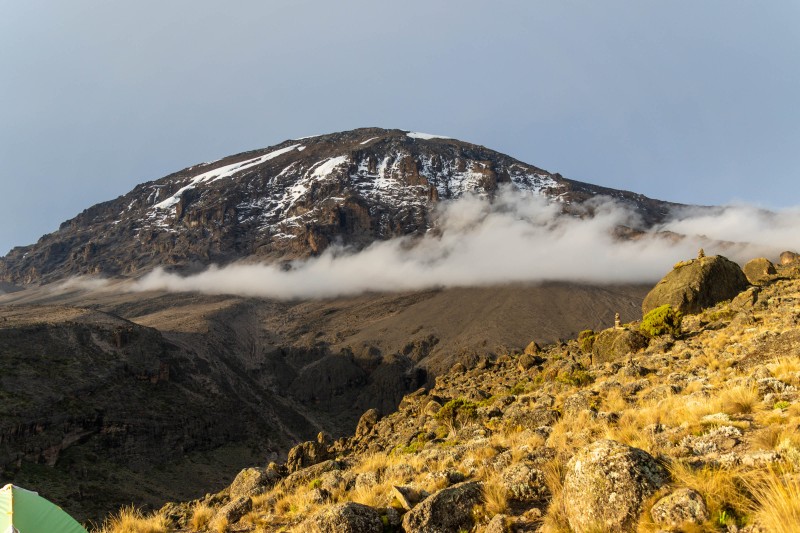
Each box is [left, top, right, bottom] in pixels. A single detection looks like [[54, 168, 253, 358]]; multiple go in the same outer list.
[[0, 128, 678, 284], [113, 252, 800, 532]]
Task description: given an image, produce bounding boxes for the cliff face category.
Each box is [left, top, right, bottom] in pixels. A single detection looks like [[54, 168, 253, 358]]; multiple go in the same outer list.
[[0, 128, 677, 284]]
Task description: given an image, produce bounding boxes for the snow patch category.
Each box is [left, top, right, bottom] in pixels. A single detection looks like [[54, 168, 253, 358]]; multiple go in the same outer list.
[[311, 156, 349, 178], [153, 144, 300, 210], [360, 137, 379, 145], [407, 132, 450, 140]]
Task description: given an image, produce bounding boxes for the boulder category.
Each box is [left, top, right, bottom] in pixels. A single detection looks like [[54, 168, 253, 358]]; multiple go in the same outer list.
[[650, 488, 709, 528], [780, 251, 799, 265], [309, 502, 383, 533], [401, 481, 483, 533], [500, 463, 549, 503], [216, 496, 252, 524], [591, 328, 649, 365], [228, 467, 269, 500], [517, 352, 540, 371], [743, 257, 777, 285], [524, 341, 541, 355], [642, 255, 749, 315], [563, 439, 669, 532]]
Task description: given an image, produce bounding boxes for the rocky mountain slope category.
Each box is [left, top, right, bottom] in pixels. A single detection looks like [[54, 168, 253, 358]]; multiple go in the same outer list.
[[103, 252, 800, 533], [0, 128, 678, 285]]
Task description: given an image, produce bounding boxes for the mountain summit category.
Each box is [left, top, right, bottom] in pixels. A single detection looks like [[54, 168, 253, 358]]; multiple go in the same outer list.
[[0, 128, 675, 284]]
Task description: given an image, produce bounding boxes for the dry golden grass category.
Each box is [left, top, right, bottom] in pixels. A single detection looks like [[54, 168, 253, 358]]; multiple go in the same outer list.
[[717, 385, 762, 416], [546, 410, 609, 454], [768, 356, 800, 384], [480, 471, 510, 516], [94, 506, 172, 533], [540, 458, 571, 533], [747, 469, 800, 532], [669, 462, 751, 526], [606, 412, 656, 453], [208, 514, 228, 533], [601, 387, 629, 412], [188, 502, 214, 531]]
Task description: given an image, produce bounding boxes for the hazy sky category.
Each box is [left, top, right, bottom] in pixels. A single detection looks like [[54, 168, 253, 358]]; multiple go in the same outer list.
[[1, 1, 798, 256]]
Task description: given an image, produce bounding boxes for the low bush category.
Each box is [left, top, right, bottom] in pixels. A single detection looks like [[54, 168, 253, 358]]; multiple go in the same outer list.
[[640, 304, 682, 338]]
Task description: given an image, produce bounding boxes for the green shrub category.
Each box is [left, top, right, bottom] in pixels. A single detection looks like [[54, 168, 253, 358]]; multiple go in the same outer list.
[[640, 304, 682, 337], [578, 329, 596, 353], [556, 369, 594, 387], [435, 398, 479, 431]]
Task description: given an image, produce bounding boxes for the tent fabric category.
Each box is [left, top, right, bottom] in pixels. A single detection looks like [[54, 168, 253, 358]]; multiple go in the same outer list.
[[0, 484, 87, 533]]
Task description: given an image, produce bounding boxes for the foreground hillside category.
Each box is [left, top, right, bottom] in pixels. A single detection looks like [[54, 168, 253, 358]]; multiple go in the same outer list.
[[103, 254, 800, 532], [0, 281, 648, 522]]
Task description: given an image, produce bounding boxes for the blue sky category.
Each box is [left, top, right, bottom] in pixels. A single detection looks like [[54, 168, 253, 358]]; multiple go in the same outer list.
[[1, 1, 798, 256]]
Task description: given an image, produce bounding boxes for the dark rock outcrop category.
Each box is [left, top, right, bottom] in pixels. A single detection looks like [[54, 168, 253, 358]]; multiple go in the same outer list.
[[562, 439, 668, 532], [642, 255, 749, 315], [286, 432, 332, 473]]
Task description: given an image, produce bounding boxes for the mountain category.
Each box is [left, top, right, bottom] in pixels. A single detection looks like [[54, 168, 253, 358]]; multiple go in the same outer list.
[[0, 127, 681, 522], [0, 128, 678, 285]]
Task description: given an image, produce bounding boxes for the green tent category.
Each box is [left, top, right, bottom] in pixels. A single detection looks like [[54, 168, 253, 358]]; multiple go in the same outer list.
[[0, 484, 87, 533]]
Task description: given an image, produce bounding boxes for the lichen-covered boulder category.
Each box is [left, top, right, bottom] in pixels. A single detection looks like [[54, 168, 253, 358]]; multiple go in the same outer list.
[[308, 502, 382, 533], [650, 488, 709, 528], [563, 439, 669, 532], [743, 257, 777, 285], [216, 496, 252, 524], [401, 481, 483, 533], [228, 467, 270, 500], [500, 463, 549, 503], [642, 255, 749, 315], [591, 328, 649, 365]]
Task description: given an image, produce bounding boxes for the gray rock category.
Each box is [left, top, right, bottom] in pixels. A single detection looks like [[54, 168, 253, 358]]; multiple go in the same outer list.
[[501, 463, 549, 503], [402, 481, 483, 533], [228, 467, 269, 500], [592, 328, 649, 365], [563, 439, 669, 532], [309, 502, 382, 533], [650, 488, 709, 528], [217, 496, 252, 524]]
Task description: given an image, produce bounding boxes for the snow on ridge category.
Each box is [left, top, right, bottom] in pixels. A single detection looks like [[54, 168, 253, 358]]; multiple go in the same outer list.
[[153, 144, 301, 210], [311, 156, 349, 178], [406, 132, 450, 140], [359, 137, 379, 145]]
